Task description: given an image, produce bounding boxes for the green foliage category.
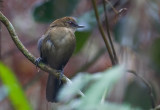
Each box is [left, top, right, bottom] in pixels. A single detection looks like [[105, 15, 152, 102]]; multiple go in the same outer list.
[[74, 31, 91, 54], [57, 65, 141, 110], [150, 38, 160, 71], [78, 65, 125, 109], [0, 62, 32, 110], [32, 0, 79, 22], [32, 0, 54, 22]]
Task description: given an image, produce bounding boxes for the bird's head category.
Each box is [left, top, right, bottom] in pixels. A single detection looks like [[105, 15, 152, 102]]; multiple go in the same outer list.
[[50, 17, 84, 32]]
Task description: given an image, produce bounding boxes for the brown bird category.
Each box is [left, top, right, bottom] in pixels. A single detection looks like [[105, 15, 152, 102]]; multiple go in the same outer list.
[[36, 17, 84, 102]]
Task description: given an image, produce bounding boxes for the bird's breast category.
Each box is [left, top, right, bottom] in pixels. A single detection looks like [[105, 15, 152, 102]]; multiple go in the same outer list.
[[45, 27, 76, 69], [50, 27, 76, 49]]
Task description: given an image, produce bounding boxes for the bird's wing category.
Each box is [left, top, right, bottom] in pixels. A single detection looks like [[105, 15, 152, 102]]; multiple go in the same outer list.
[[37, 35, 45, 53]]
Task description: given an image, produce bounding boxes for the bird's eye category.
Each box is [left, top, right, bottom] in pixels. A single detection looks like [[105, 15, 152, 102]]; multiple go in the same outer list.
[[68, 21, 73, 24], [67, 21, 78, 27]]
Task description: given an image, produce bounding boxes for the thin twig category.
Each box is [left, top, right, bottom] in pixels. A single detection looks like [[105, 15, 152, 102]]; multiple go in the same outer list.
[[105, 0, 118, 14], [0, 17, 1, 59], [0, 1, 2, 59], [127, 70, 155, 109], [0, 11, 84, 97], [91, 0, 116, 65], [102, 0, 118, 64]]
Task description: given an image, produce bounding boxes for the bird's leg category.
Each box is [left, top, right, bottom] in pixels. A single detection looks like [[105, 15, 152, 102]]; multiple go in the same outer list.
[[35, 57, 43, 68], [58, 66, 64, 85]]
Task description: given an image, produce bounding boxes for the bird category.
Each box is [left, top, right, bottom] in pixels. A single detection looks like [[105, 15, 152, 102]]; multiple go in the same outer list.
[[36, 17, 84, 102]]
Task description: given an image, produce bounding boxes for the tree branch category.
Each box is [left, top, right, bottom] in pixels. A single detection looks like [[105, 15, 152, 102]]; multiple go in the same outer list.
[[0, 11, 84, 97], [102, 0, 118, 64], [91, 0, 116, 65]]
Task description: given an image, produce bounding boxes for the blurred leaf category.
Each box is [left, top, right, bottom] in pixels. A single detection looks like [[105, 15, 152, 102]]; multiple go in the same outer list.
[[58, 100, 141, 110], [77, 4, 107, 31], [0, 62, 32, 110], [74, 31, 91, 54], [32, 0, 54, 22], [124, 80, 152, 109], [58, 65, 126, 108], [58, 70, 107, 102], [78, 65, 125, 110], [150, 38, 160, 71], [58, 65, 142, 110], [32, 0, 79, 22], [97, 103, 141, 110], [58, 73, 93, 102]]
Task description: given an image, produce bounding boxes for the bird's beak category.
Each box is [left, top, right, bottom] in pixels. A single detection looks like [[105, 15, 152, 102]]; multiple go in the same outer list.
[[76, 25, 84, 28], [74, 23, 84, 28]]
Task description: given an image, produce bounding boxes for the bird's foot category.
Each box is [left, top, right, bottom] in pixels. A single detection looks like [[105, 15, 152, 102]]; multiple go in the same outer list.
[[35, 57, 43, 68], [58, 69, 64, 85]]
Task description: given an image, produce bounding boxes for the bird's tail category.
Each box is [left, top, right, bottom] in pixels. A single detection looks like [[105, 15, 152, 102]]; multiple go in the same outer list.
[[46, 73, 63, 102]]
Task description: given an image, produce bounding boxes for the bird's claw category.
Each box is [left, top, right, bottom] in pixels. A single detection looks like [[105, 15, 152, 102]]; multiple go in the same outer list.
[[58, 69, 64, 85], [35, 57, 42, 68]]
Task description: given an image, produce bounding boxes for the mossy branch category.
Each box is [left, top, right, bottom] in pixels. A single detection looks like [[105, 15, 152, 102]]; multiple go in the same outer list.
[[0, 11, 84, 96]]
